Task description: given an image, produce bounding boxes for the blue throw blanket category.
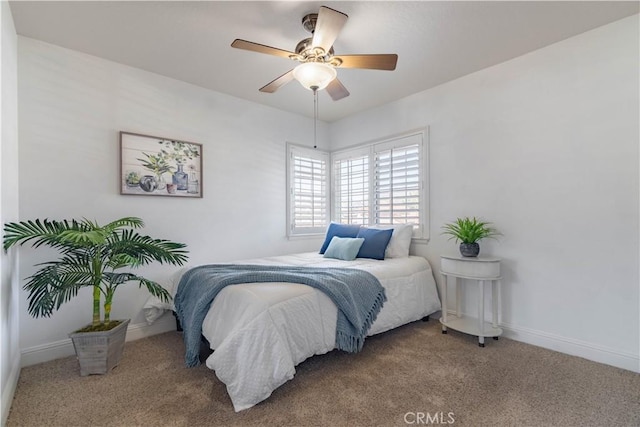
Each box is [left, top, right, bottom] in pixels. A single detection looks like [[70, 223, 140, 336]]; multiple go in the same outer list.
[[174, 264, 387, 367]]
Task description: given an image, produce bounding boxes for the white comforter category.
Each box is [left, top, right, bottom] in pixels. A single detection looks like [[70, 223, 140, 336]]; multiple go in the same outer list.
[[143, 252, 441, 411]]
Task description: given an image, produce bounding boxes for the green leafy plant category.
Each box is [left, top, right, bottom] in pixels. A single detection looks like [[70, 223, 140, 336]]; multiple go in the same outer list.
[[157, 139, 200, 165], [137, 152, 173, 176], [3, 217, 188, 330], [442, 217, 500, 244]]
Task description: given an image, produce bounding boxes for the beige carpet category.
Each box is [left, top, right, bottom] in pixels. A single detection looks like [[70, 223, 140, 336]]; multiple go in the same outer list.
[[7, 319, 639, 427]]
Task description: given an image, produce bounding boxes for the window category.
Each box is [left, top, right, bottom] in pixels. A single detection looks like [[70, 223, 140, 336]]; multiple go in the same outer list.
[[287, 144, 330, 236], [286, 130, 428, 240], [332, 130, 428, 239]]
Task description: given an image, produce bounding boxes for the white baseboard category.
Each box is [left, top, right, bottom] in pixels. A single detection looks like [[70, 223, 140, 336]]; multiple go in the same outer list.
[[500, 321, 639, 373], [20, 313, 177, 368], [1, 355, 21, 426], [441, 310, 639, 373]]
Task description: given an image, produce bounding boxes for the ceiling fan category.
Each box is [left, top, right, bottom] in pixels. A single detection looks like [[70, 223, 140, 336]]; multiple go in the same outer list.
[[231, 6, 398, 101]]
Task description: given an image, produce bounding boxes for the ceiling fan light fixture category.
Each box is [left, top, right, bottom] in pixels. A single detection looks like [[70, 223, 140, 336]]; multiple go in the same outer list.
[[292, 62, 337, 91]]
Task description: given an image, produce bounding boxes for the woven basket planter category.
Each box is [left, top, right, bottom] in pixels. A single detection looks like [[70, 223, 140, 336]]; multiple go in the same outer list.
[[69, 319, 130, 376]]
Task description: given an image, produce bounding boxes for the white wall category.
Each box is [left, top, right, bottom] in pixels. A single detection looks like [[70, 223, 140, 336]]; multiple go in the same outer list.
[[0, 1, 20, 424], [331, 15, 640, 371], [17, 37, 329, 364]]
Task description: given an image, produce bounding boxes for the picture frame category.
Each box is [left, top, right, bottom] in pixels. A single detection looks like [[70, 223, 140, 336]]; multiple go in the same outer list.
[[120, 131, 203, 198]]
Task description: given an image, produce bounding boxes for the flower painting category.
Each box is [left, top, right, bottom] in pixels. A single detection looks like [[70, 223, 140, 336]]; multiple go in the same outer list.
[[120, 132, 203, 198]]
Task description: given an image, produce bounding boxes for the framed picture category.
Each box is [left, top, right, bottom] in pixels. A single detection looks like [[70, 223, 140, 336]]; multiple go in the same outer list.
[[120, 131, 203, 198]]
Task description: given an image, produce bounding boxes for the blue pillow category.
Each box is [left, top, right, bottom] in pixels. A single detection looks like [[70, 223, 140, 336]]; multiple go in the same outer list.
[[323, 237, 365, 261], [356, 228, 394, 260], [319, 223, 362, 254]]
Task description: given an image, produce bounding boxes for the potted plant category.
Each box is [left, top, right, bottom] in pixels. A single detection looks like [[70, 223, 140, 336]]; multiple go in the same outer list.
[[2, 217, 188, 375], [442, 217, 500, 257], [124, 171, 141, 188]]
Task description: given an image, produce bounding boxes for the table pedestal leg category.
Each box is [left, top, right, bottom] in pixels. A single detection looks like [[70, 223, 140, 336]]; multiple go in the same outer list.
[[441, 274, 448, 334], [455, 277, 461, 317], [478, 280, 485, 347]]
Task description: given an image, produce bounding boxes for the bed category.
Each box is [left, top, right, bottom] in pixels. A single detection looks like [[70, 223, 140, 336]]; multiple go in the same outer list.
[[144, 223, 441, 412]]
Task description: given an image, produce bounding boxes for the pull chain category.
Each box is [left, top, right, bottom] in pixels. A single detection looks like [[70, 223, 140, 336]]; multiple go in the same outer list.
[[312, 86, 318, 149]]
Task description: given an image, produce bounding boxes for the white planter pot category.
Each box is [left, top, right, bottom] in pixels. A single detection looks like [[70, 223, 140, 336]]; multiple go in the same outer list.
[[68, 319, 130, 376]]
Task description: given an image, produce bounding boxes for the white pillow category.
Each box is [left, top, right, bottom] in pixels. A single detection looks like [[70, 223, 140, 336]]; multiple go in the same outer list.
[[370, 224, 414, 258]]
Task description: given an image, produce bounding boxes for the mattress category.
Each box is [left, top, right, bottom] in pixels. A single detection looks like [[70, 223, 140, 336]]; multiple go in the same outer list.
[[143, 252, 441, 411]]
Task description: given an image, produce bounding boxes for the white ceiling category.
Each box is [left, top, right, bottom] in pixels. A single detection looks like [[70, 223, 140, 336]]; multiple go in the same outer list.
[[9, 1, 639, 122]]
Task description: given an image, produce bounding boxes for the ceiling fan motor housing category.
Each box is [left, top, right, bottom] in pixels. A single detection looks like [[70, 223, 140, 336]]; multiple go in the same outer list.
[[302, 13, 318, 33], [295, 38, 334, 60]]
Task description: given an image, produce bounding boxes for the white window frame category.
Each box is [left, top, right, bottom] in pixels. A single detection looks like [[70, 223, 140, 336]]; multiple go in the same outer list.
[[286, 143, 330, 237], [331, 128, 430, 241]]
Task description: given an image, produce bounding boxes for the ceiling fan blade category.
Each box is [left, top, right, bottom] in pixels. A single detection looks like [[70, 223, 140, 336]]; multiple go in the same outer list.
[[334, 54, 398, 71], [312, 6, 348, 53], [326, 78, 350, 101], [231, 39, 296, 60], [259, 69, 295, 93]]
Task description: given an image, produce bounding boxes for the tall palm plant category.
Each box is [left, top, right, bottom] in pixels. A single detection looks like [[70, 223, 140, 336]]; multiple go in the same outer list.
[[3, 217, 188, 329]]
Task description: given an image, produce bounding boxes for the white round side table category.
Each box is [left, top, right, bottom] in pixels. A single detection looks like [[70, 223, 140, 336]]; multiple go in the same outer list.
[[440, 255, 502, 347]]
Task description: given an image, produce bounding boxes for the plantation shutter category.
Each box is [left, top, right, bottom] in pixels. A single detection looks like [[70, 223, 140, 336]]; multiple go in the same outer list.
[[333, 153, 369, 225], [288, 145, 329, 235], [374, 138, 422, 227], [330, 130, 427, 239]]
